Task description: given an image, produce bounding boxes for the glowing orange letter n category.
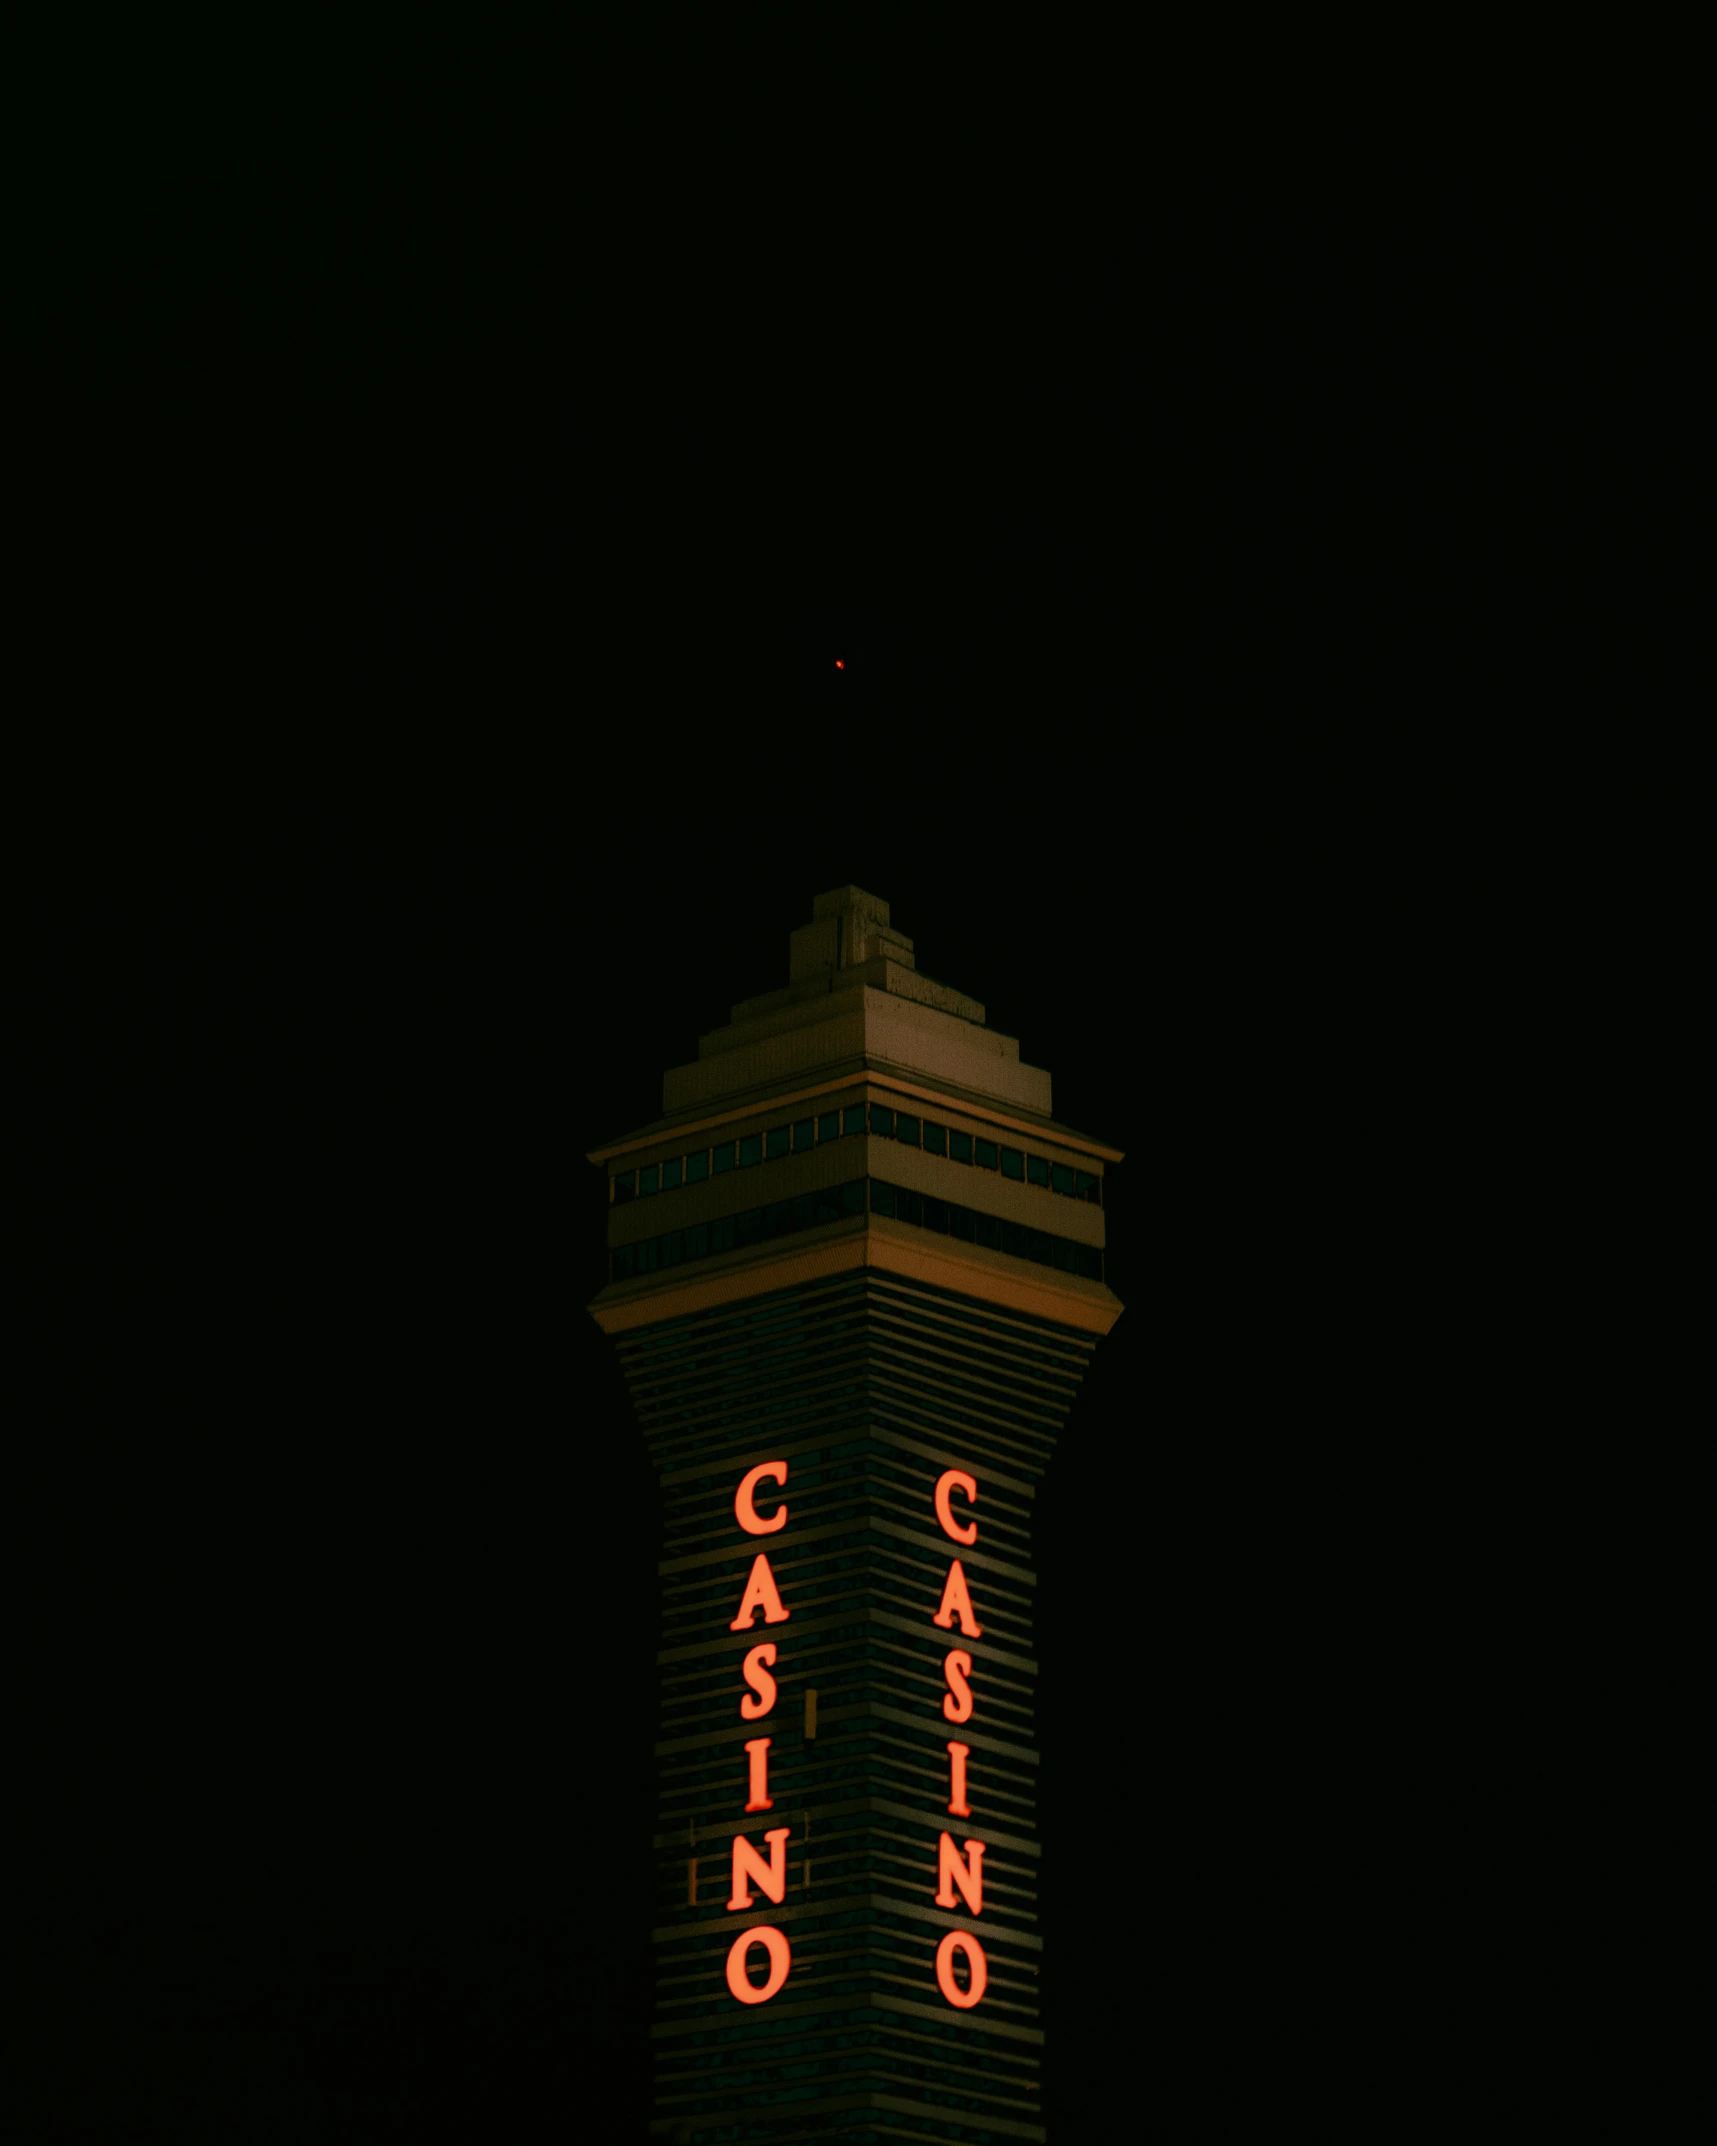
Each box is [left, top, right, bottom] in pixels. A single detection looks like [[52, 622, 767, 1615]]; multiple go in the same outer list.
[[728, 1826, 791, 1910]]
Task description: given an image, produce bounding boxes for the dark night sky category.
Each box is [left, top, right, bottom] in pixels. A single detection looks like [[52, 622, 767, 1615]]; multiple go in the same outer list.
[[38, 636, 1439, 2140], [39, 50, 1471, 2131]]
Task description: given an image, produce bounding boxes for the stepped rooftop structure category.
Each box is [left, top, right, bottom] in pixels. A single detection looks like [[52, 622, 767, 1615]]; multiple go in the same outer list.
[[589, 886, 1122, 2145]]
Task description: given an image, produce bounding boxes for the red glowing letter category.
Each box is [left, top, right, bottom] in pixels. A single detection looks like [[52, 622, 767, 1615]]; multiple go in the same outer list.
[[730, 1552, 790, 1630], [935, 1930, 988, 2009], [943, 1649, 974, 1724], [936, 1832, 985, 1916], [726, 1924, 791, 2005], [744, 1735, 773, 1813], [728, 1826, 791, 1909], [932, 1560, 982, 1638], [740, 1642, 778, 1720], [735, 1460, 788, 1536], [934, 1469, 978, 1545], [947, 1740, 971, 1817]]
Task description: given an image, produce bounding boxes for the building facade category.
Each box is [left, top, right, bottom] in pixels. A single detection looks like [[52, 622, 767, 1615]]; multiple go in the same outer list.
[[589, 887, 1122, 2144]]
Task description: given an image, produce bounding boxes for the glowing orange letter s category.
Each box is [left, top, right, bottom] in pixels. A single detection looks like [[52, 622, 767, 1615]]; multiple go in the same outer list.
[[730, 1552, 790, 1630], [932, 1560, 982, 1638], [942, 1650, 974, 1724], [934, 1469, 978, 1546], [740, 1642, 778, 1720], [735, 1460, 788, 1536]]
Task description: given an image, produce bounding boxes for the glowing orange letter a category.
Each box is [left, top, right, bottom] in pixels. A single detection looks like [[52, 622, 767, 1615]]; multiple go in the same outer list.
[[730, 1552, 790, 1630], [936, 1832, 985, 1916], [728, 1826, 791, 1910], [932, 1559, 982, 1638]]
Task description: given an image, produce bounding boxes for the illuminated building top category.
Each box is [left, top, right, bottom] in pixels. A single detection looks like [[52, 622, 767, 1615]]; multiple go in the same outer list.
[[589, 885, 1122, 1343]]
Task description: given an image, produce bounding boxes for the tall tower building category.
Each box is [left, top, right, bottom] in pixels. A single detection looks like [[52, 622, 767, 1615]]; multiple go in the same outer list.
[[589, 888, 1122, 2144]]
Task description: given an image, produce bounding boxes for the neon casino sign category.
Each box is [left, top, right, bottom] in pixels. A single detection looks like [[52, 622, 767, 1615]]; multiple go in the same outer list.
[[720, 1459, 991, 2011]]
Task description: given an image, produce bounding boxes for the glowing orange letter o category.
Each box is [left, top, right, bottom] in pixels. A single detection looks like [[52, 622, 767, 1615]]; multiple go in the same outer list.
[[726, 1924, 791, 2005], [934, 1469, 978, 1546], [935, 1930, 988, 2010], [736, 1461, 788, 1536]]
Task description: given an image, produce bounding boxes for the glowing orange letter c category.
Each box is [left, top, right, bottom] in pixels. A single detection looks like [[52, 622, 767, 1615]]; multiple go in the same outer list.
[[726, 1924, 791, 2005], [934, 1469, 977, 1545], [736, 1461, 788, 1535]]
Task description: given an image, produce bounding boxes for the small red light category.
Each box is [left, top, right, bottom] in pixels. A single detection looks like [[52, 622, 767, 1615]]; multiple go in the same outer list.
[[835, 660, 844, 669]]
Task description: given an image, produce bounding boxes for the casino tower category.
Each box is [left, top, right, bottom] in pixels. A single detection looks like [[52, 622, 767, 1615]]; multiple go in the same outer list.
[[589, 887, 1122, 2145]]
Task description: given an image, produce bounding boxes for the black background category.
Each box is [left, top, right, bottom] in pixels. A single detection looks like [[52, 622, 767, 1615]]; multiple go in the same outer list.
[[37, 40, 1471, 2130], [42, 636, 1431, 2140]]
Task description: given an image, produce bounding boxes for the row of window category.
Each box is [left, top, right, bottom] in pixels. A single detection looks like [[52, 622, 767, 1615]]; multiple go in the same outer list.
[[608, 1177, 1103, 1285], [611, 1102, 1102, 1206]]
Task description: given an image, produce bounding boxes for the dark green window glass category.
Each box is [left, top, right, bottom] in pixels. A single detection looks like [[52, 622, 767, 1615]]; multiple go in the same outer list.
[[1050, 1162, 1074, 1196], [762, 1199, 790, 1236], [735, 1208, 761, 1244], [612, 1242, 635, 1279], [639, 1163, 659, 1197], [1077, 1245, 1103, 1279], [766, 1125, 790, 1161], [661, 1230, 683, 1267], [790, 1193, 814, 1229], [871, 1180, 896, 1218], [713, 1143, 735, 1173], [686, 1149, 709, 1183], [896, 1113, 920, 1146], [949, 1131, 973, 1165], [844, 1104, 866, 1136], [898, 1187, 923, 1227], [870, 1104, 894, 1138], [975, 1139, 998, 1170], [662, 1156, 683, 1191], [1002, 1220, 1025, 1257], [1025, 1228, 1052, 1265], [818, 1112, 839, 1142], [1000, 1147, 1024, 1181], [713, 1214, 736, 1250], [841, 1180, 866, 1215], [684, 1222, 708, 1260], [1052, 1239, 1077, 1273], [792, 1119, 814, 1151], [637, 1236, 660, 1272], [923, 1121, 946, 1157], [813, 1184, 843, 1224], [612, 1171, 635, 1204], [738, 1134, 762, 1168], [924, 1196, 949, 1234], [1077, 1171, 1101, 1204], [949, 1203, 976, 1242], [975, 1213, 1002, 1250], [1026, 1154, 1048, 1188]]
